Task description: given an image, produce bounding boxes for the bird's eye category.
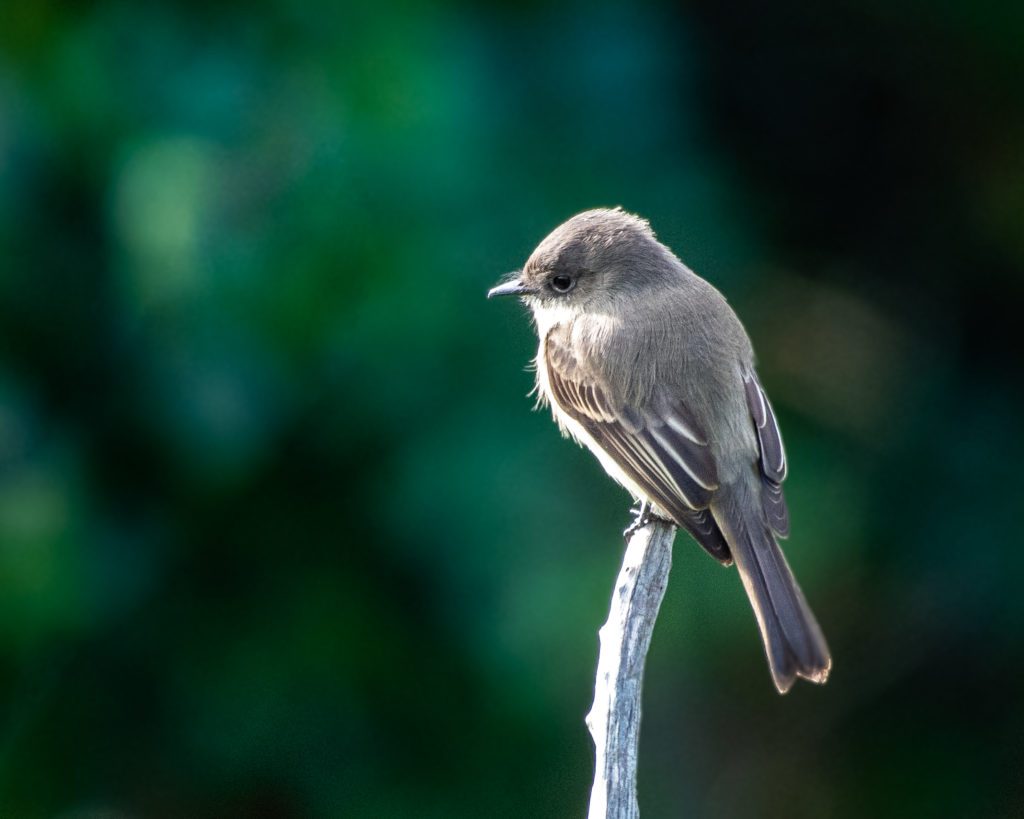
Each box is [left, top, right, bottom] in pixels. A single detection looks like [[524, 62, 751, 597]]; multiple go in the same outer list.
[[551, 274, 575, 293]]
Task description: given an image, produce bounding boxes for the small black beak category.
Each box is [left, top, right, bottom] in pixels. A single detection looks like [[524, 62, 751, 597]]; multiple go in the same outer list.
[[487, 276, 530, 299]]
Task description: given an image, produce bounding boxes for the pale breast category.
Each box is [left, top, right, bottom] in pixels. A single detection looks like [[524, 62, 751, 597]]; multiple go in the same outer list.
[[535, 322, 655, 508]]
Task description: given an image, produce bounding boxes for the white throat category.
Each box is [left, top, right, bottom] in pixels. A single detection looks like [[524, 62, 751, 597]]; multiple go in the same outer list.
[[529, 300, 578, 339]]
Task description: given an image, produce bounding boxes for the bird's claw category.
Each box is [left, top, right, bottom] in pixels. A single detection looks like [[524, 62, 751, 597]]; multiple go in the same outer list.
[[623, 500, 654, 541]]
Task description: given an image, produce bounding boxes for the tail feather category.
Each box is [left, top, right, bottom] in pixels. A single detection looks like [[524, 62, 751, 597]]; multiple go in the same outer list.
[[713, 489, 831, 693]]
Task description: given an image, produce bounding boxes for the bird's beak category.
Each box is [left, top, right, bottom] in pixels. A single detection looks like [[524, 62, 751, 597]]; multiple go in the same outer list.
[[487, 275, 531, 299]]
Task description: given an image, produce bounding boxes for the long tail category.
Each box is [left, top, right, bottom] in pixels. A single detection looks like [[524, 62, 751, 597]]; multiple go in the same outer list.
[[713, 486, 831, 694]]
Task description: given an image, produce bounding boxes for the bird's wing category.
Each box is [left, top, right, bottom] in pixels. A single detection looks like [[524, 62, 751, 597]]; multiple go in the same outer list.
[[545, 331, 732, 563], [743, 371, 790, 537]]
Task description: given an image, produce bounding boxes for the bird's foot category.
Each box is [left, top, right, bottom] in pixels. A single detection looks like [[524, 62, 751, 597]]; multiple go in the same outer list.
[[623, 500, 654, 541]]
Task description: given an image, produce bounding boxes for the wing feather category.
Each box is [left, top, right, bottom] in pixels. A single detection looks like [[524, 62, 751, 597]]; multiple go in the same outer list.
[[743, 372, 790, 537], [544, 331, 732, 562]]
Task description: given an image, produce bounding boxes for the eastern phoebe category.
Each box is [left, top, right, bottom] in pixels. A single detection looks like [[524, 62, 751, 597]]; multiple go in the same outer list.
[[488, 208, 830, 693]]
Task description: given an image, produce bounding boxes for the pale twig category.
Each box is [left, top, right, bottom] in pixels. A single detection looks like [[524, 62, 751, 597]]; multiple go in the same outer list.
[[586, 518, 677, 819]]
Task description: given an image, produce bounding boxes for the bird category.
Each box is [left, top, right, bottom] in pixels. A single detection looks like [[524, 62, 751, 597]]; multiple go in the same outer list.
[[488, 207, 831, 693]]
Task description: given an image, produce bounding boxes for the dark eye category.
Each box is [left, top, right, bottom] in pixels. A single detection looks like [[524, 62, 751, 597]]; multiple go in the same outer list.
[[551, 274, 574, 293]]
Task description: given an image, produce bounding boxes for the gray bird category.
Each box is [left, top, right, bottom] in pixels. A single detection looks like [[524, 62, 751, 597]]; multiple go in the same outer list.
[[488, 207, 831, 693]]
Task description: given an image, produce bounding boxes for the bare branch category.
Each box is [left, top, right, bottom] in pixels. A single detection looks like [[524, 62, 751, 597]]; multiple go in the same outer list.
[[586, 519, 677, 819]]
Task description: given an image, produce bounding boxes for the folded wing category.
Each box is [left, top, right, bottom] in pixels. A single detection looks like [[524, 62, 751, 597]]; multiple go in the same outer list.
[[743, 371, 790, 537], [545, 332, 732, 563]]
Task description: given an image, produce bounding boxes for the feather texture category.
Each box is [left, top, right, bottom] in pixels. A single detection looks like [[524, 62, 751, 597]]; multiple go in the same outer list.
[[743, 372, 790, 537], [543, 329, 733, 563]]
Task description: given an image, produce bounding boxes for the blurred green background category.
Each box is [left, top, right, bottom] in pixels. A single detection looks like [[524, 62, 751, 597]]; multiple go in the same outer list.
[[1, 0, 1023, 816]]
